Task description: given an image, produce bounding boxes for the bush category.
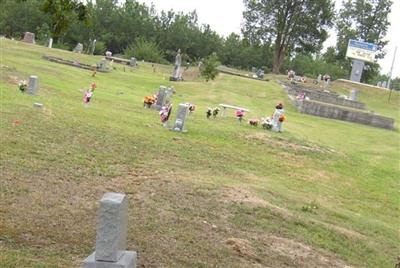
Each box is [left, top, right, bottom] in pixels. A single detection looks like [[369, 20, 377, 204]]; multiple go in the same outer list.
[[124, 38, 166, 64], [94, 41, 106, 55], [201, 52, 220, 82]]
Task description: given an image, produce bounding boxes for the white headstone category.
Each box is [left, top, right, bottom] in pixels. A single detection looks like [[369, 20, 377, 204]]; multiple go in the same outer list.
[[106, 51, 112, 57], [48, 38, 53, 48], [382, 81, 387, 88], [27, 75, 39, 95], [349, 89, 358, 101]]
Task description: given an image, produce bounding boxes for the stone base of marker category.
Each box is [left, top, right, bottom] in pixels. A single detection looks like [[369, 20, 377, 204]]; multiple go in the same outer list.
[[169, 76, 183, 82], [83, 251, 137, 268]]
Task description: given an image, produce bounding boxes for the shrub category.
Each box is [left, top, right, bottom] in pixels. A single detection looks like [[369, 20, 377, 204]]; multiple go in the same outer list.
[[124, 38, 166, 64], [201, 52, 220, 82]]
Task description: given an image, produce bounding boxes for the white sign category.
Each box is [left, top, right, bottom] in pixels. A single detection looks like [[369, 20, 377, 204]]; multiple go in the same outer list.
[[346, 39, 377, 63]]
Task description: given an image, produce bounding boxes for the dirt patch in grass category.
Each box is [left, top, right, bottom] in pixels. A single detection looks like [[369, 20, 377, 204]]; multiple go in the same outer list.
[[245, 132, 336, 154]]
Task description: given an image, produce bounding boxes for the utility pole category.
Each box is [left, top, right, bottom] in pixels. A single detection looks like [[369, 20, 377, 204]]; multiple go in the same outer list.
[[388, 46, 397, 102]]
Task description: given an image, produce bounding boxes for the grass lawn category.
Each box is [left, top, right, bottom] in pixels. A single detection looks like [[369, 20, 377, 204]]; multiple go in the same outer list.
[[0, 38, 399, 267]]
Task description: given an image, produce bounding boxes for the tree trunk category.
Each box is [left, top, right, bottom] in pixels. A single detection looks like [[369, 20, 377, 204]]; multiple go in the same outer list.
[[272, 35, 285, 74], [272, 36, 285, 74]]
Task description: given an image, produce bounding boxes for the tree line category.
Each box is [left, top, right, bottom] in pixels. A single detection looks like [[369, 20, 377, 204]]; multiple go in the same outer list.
[[0, 0, 397, 86]]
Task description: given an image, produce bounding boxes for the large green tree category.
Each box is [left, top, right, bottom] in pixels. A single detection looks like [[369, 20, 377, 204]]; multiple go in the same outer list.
[[335, 0, 392, 82], [243, 0, 334, 74]]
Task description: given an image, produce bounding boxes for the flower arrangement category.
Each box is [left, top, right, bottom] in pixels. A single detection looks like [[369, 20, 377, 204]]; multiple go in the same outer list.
[[279, 114, 286, 122], [143, 95, 156, 108], [188, 103, 196, 113], [248, 119, 259, 126], [18, 80, 28, 93], [235, 109, 245, 122], [206, 107, 220, 119], [261, 117, 273, 130]]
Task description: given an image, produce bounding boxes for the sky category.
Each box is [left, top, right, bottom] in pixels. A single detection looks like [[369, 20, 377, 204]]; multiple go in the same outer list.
[[138, 0, 399, 78]]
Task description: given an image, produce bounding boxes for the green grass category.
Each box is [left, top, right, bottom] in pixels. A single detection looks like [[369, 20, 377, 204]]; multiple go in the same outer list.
[[0, 38, 399, 267]]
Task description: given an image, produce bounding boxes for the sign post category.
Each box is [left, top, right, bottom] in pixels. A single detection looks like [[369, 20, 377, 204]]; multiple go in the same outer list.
[[346, 39, 378, 83]]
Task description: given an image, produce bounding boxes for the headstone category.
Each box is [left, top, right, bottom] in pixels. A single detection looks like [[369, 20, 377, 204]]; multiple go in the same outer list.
[[382, 81, 387, 88], [106, 51, 113, 57], [82, 193, 137, 268], [97, 59, 109, 72], [349, 89, 358, 101], [153, 86, 173, 111], [170, 49, 182, 81], [377, 81, 382, 87], [172, 103, 190, 132], [350, 59, 365, 83], [33, 103, 43, 108], [90, 39, 96, 55], [23, 32, 35, 44], [251, 67, 257, 73], [73, 43, 83, 53], [130, 58, 137, 67], [48, 38, 53, 48], [256, 69, 264, 79], [27, 75, 39, 95]]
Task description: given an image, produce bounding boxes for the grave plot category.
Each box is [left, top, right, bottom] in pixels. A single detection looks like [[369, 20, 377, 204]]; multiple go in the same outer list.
[[42, 55, 111, 73], [282, 82, 395, 130]]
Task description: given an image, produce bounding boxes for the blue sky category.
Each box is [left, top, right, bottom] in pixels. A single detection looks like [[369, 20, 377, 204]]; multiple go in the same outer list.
[[138, 0, 399, 77]]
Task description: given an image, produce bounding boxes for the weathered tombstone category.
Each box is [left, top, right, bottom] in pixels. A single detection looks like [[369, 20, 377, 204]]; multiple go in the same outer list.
[[256, 69, 264, 79], [377, 81, 382, 87], [23, 32, 35, 44], [106, 51, 113, 57], [169, 49, 182, 81], [382, 81, 387, 88], [73, 43, 83, 53], [48, 38, 53, 48], [251, 67, 257, 73], [90, 39, 96, 55], [130, 58, 137, 67], [27, 75, 39, 95], [349, 89, 358, 101], [82, 193, 137, 268], [172, 103, 190, 132], [153, 86, 173, 111], [350, 59, 365, 83], [97, 59, 109, 72]]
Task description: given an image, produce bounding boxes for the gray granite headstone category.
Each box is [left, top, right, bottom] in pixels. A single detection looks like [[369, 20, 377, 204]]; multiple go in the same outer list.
[[172, 103, 189, 132], [23, 32, 35, 44], [153, 86, 173, 111], [130, 58, 137, 67], [27, 75, 39, 95], [97, 59, 109, 72], [349, 89, 358, 101], [170, 49, 182, 81], [73, 43, 83, 53], [82, 192, 137, 268]]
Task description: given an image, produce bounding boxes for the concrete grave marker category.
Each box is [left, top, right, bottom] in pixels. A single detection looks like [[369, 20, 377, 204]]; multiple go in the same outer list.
[[130, 58, 137, 67], [82, 193, 137, 268], [106, 51, 113, 57], [170, 49, 182, 81], [172, 103, 190, 132], [73, 43, 83, 53], [97, 59, 109, 72], [382, 81, 387, 88], [23, 32, 35, 44], [349, 89, 358, 101], [27, 75, 39, 95], [153, 86, 173, 111], [48, 38, 53, 48]]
